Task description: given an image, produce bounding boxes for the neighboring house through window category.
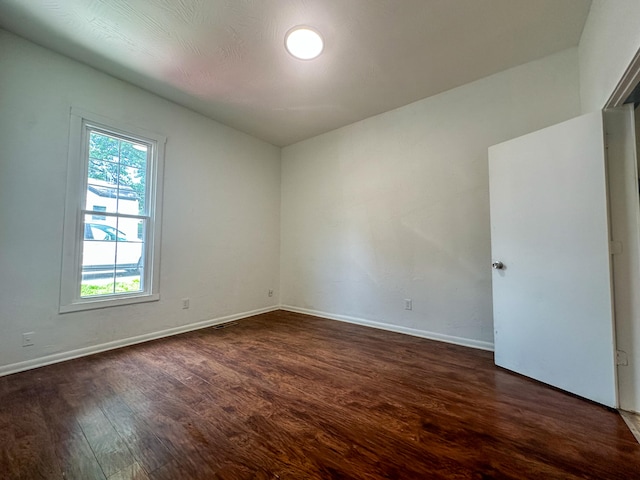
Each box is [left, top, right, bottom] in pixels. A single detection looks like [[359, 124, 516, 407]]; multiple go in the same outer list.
[[60, 108, 165, 312]]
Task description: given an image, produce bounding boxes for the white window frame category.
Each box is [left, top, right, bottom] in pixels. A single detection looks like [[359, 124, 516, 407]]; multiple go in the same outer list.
[[60, 108, 165, 313]]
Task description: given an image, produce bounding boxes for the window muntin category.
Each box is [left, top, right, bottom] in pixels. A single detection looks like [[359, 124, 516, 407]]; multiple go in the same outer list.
[[92, 205, 107, 220], [60, 109, 165, 312]]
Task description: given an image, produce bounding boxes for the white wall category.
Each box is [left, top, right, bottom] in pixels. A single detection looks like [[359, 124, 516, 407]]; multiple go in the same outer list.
[[579, 0, 640, 113], [0, 30, 281, 373], [280, 48, 581, 348]]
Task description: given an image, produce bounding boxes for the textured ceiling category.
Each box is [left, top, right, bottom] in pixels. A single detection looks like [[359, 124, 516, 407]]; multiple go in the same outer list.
[[0, 0, 591, 146]]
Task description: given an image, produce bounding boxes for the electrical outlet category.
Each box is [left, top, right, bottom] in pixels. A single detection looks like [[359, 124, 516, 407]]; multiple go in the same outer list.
[[182, 298, 190, 309], [268, 289, 274, 297], [404, 299, 412, 310], [22, 332, 35, 347]]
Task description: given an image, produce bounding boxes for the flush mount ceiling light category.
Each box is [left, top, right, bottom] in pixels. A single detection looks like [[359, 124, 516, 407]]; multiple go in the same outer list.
[[285, 26, 324, 60]]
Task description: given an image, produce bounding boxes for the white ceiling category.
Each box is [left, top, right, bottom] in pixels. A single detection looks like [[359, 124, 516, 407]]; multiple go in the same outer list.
[[0, 0, 591, 146]]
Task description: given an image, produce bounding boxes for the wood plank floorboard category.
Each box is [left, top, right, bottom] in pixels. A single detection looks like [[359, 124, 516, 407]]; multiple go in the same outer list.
[[1, 310, 639, 479]]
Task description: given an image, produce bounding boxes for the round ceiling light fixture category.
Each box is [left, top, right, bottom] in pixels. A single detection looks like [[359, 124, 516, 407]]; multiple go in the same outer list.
[[285, 26, 324, 60]]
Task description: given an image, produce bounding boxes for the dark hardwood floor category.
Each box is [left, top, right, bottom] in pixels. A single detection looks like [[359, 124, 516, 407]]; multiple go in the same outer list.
[[1, 311, 639, 479]]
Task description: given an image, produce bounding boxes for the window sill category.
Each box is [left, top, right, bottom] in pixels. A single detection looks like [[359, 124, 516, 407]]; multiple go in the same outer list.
[[59, 292, 159, 314]]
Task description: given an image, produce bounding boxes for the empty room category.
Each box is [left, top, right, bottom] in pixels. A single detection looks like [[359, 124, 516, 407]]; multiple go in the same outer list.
[[2, 0, 640, 478]]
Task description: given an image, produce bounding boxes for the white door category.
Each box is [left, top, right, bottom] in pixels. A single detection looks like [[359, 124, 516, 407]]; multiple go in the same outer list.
[[489, 111, 617, 407]]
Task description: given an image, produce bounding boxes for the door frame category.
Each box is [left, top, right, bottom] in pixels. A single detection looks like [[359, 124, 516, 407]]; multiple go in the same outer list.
[[606, 46, 640, 108], [605, 44, 640, 413]]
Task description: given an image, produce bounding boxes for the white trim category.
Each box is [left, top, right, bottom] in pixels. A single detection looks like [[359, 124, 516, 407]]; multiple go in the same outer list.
[[59, 292, 160, 313], [70, 107, 167, 146], [0, 306, 278, 377], [605, 46, 640, 108], [280, 305, 495, 352]]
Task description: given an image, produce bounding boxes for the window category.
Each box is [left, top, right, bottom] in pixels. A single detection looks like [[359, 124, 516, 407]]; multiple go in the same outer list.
[[60, 108, 165, 312]]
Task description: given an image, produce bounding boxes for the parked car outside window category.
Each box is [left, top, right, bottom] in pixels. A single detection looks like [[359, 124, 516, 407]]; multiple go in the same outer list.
[[82, 223, 142, 272]]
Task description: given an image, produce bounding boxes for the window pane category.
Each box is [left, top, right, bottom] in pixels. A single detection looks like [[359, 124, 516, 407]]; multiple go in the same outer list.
[[81, 214, 117, 297], [82, 216, 116, 262], [119, 140, 147, 214], [119, 139, 148, 168], [117, 166, 145, 215], [115, 238, 143, 266], [80, 214, 145, 297], [87, 157, 120, 214], [114, 217, 143, 293], [89, 131, 119, 162], [88, 158, 119, 185], [87, 132, 149, 216], [81, 271, 117, 297], [113, 278, 142, 294]]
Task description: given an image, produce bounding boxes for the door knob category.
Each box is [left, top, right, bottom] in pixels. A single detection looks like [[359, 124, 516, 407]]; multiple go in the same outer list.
[[492, 261, 505, 270]]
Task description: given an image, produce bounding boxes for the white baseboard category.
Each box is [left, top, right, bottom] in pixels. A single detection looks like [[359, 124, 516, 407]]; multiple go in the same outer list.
[[1, 305, 493, 377], [280, 305, 495, 352], [0, 306, 279, 377]]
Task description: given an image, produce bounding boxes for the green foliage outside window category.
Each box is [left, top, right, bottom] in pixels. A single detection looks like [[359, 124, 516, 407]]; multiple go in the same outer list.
[[88, 131, 148, 213]]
